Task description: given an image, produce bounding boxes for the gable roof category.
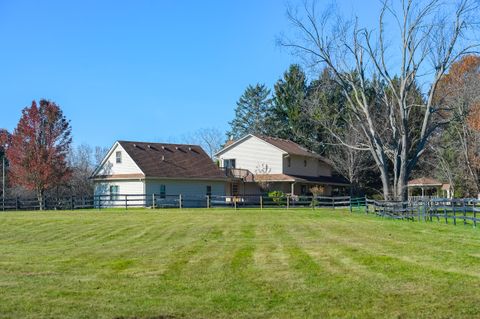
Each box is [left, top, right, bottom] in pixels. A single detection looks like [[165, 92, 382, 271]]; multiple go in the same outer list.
[[215, 134, 332, 164], [95, 141, 227, 181], [253, 135, 323, 159], [407, 177, 443, 187]]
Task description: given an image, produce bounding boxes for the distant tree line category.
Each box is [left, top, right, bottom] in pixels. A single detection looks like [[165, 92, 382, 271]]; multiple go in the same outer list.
[[226, 0, 480, 200]]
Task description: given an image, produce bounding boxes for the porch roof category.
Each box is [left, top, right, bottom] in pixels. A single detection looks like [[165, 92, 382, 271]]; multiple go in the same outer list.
[[253, 173, 350, 186]]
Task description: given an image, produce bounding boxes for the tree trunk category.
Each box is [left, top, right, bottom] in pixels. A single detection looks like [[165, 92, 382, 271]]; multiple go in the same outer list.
[[37, 189, 44, 211], [379, 167, 391, 200]]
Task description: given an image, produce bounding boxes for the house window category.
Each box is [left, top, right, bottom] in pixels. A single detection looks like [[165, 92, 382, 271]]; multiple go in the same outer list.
[[232, 183, 239, 196], [300, 185, 307, 195], [159, 184, 166, 199], [109, 185, 119, 200], [224, 159, 236, 169], [287, 157, 291, 167], [206, 185, 212, 196], [116, 151, 122, 164], [304, 159, 307, 167]]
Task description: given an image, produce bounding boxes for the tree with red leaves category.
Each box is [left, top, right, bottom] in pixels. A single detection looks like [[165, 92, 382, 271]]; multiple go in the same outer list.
[[7, 100, 72, 210]]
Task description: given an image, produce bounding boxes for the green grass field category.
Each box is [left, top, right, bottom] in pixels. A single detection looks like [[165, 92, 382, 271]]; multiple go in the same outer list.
[[1, 208, 480, 318]]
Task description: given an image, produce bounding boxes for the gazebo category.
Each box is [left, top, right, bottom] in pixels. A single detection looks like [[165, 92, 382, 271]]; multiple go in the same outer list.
[[407, 177, 452, 199]]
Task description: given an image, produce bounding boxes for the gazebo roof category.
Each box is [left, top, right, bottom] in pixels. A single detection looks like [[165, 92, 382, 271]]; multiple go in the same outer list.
[[441, 183, 451, 190], [407, 177, 443, 187]]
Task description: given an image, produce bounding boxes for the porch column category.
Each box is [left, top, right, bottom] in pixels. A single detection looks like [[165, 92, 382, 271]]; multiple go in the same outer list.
[[421, 187, 425, 197], [290, 182, 295, 196]]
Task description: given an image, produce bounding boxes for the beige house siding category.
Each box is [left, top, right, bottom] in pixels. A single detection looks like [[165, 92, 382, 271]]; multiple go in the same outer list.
[[145, 180, 226, 197], [282, 155, 332, 177], [217, 135, 285, 174], [94, 179, 146, 206]]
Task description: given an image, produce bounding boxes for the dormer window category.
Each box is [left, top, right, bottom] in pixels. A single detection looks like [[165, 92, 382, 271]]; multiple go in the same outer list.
[[116, 151, 122, 164]]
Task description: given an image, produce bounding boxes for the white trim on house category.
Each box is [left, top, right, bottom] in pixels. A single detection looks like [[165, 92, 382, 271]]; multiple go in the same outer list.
[[91, 141, 145, 177]]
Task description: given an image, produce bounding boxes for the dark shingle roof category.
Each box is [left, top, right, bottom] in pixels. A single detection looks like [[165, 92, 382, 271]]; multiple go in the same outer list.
[[254, 135, 317, 157], [288, 174, 351, 185], [118, 141, 226, 180]]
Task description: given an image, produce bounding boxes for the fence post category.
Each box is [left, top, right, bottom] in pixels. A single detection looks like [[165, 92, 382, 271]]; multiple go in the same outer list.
[[444, 200, 448, 224], [453, 205, 457, 225], [152, 193, 156, 209], [234, 198, 237, 210], [365, 196, 369, 214], [16, 197, 19, 211], [473, 201, 477, 228], [287, 196, 289, 209], [71, 196, 75, 210], [179, 194, 182, 209], [207, 195, 210, 208], [420, 202, 425, 222], [260, 196, 263, 210], [332, 197, 335, 210], [349, 197, 352, 213], [463, 199, 467, 225], [125, 195, 128, 210]]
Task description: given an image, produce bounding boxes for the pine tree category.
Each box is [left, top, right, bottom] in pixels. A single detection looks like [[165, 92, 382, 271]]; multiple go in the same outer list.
[[228, 84, 272, 139], [269, 64, 308, 139]]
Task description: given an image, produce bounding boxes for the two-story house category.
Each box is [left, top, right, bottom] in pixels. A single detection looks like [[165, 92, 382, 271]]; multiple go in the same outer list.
[[215, 134, 350, 196]]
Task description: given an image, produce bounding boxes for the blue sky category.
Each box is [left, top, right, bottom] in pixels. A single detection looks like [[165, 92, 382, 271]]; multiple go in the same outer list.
[[0, 0, 379, 148]]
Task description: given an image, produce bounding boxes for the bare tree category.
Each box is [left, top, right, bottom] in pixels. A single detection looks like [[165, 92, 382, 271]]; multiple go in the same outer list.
[[281, 0, 479, 200], [183, 128, 225, 159], [94, 146, 109, 167], [255, 162, 272, 192]]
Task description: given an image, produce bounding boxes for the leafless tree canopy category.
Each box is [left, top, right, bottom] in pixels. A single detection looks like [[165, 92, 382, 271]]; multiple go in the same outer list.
[[281, 0, 479, 200]]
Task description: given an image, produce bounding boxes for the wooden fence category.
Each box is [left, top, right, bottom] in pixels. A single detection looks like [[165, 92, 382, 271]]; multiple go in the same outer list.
[[0, 194, 354, 211], [2, 194, 478, 229], [364, 198, 480, 228]]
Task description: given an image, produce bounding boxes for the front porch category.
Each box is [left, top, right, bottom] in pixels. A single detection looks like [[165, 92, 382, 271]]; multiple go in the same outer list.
[[226, 173, 350, 197]]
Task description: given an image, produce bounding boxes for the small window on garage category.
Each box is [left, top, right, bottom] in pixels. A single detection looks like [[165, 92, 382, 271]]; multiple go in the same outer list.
[[160, 185, 166, 199], [109, 185, 119, 200], [116, 151, 122, 164]]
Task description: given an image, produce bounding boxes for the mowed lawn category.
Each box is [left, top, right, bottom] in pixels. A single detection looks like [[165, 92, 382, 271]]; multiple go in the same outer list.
[[1, 209, 480, 319]]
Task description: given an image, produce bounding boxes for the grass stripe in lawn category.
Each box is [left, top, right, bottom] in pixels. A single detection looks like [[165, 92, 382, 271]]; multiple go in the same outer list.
[[0, 208, 480, 318]]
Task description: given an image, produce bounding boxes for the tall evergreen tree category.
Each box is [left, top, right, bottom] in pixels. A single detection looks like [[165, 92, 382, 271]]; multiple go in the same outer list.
[[269, 64, 308, 139], [228, 84, 272, 139]]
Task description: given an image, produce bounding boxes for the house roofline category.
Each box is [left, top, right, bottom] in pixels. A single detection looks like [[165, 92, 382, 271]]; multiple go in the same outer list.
[[93, 175, 230, 182], [91, 141, 145, 178]]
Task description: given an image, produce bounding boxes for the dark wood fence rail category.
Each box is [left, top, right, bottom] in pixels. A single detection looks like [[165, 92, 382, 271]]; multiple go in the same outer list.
[[364, 198, 480, 228], [2, 194, 477, 228], [1, 194, 354, 211]]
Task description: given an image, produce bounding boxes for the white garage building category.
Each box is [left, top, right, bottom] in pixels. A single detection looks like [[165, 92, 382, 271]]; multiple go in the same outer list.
[[91, 140, 228, 207]]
